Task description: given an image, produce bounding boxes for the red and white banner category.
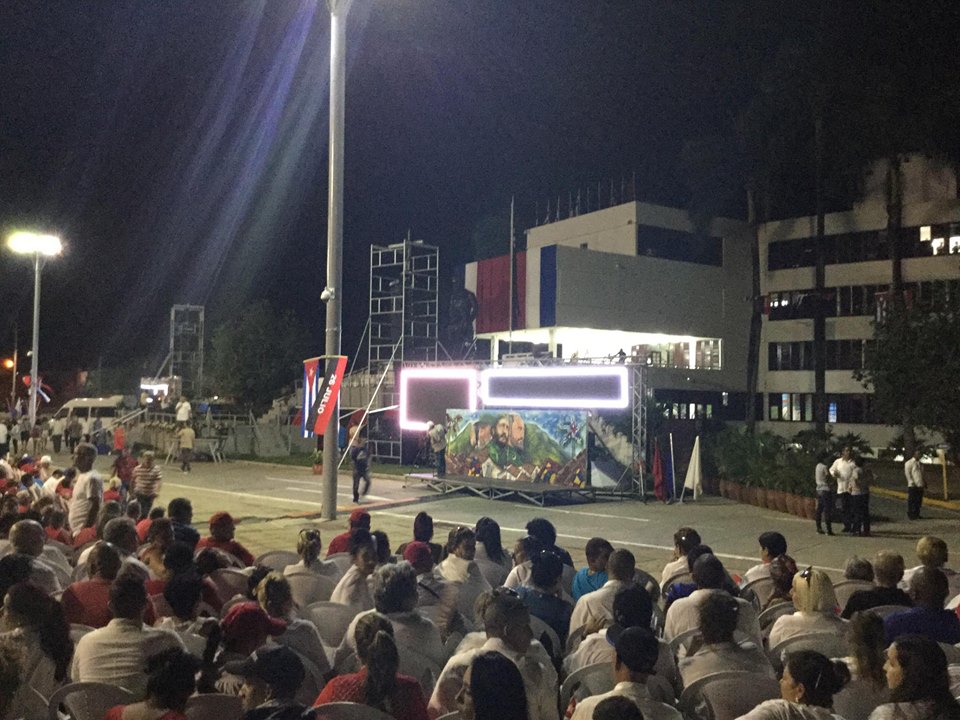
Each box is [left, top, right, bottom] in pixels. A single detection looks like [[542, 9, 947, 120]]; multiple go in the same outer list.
[[302, 355, 348, 437]]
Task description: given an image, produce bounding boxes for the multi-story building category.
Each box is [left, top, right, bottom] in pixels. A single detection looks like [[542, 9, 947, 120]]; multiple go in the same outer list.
[[464, 155, 960, 448], [757, 155, 960, 447], [463, 200, 754, 422]]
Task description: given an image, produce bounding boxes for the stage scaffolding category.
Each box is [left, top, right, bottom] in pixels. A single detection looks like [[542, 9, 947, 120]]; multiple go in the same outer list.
[[169, 305, 204, 398], [367, 239, 439, 462], [631, 364, 649, 500]]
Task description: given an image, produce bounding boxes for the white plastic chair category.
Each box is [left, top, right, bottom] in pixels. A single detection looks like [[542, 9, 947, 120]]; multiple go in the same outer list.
[[287, 571, 336, 608], [69, 624, 95, 645], [435, 713, 461, 720], [833, 677, 889, 720], [559, 661, 614, 712], [313, 702, 395, 720], [698, 672, 781, 720], [678, 670, 755, 718], [46, 682, 135, 720], [184, 693, 243, 720], [662, 571, 693, 599], [768, 632, 849, 670], [326, 552, 353, 576], [742, 577, 775, 610], [529, 614, 562, 660], [758, 602, 796, 631], [208, 568, 250, 604], [940, 642, 960, 664], [289, 648, 327, 706], [304, 600, 359, 648], [254, 549, 300, 570]]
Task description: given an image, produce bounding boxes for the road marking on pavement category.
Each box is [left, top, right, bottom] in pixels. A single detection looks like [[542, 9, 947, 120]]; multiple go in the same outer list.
[[374, 509, 845, 572], [164, 482, 325, 508], [286, 487, 391, 502], [540, 508, 649, 523]]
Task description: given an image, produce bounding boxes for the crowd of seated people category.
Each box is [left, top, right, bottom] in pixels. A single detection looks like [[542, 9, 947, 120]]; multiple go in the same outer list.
[[6, 446, 960, 719]]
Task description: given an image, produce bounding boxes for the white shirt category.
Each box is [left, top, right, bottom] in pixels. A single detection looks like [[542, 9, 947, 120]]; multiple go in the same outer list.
[[664, 589, 761, 645], [563, 628, 680, 697], [437, 555, 491, 622], [661, 556, 690, 585], [743, 563, 772, 585], [68, 469, 104, 532], [175, 400, 192, 422], [284, 558, 342, 581], [0, 424, 7, 444], [71, 618, 185, 699], [904, 458, 925, 488], [678, 641, 775, 688], [274, 616, 332, 678], [571, 680, 682, 720], [738, 699, 843, 720], [767, 612, 845, 649], [42, 475, 61, 498], [26, 557, 62, 595], [330, 564, 374, 612], [569, 578, 630, 635], [815, 462, 831, 493], [334, 609, 447, 693], [429, 636, 559, 720], [829, 458, 856, 494], [38, 545, 72, 588]]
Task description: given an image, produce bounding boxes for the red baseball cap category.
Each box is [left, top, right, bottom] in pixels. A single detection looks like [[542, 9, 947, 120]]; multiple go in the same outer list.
[[349, 509, 371, 526], [220, 602, 286, 644], [210, 512, 237, 528], [402, 541, 432, 566]]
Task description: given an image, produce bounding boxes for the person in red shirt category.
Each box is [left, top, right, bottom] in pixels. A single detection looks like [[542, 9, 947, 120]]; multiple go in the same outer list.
[[42, 507, 72, 546], [326, 508, 371, 556], [136, 506, 165, 544], [61, 542, 122, 627], [196, 512, 254, 566], [103, 477, 123, 503], [314, 613, 429, 720]]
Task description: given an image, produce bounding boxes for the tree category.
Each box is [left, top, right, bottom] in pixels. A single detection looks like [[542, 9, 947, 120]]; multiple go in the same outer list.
[[208, 300, 311, 410], [858, 302, 960, 462]]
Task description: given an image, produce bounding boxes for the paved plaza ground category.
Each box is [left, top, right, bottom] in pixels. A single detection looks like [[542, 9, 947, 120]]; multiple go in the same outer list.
[[57, 450, 960, 583]]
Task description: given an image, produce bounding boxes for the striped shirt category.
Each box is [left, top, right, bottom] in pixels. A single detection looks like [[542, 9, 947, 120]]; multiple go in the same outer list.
[[131, 464, 162, 497]]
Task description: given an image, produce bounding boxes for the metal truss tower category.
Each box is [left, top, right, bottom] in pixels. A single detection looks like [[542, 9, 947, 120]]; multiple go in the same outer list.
[[631, 364, 649, 499], [169, 305, 205, 398], [367, 238, 439, 461]]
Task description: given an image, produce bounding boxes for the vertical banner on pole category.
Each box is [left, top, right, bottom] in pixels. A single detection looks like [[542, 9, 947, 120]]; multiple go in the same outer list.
[[302, 356, 348, 438], [683, 435, 703, 501], [669, 433, 678, 502]]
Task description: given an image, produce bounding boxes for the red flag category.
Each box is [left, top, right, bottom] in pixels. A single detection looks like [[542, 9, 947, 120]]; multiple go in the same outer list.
[[653, 439, 666, 501], [307, 356, 348, 436]]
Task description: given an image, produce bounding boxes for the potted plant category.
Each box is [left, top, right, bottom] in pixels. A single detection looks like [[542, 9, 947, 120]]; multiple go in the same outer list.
[[311, 449, 323, 475]]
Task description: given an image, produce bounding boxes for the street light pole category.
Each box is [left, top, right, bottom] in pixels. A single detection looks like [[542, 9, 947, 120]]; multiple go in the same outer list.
[[7, 232, 61, 428], [322, 0, 352, 521], [29, 253, 41, 428]]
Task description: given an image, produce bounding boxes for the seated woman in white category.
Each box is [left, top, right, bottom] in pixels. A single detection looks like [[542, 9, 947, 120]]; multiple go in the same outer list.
[[736, 650, 850, 720], [437, 527, 491, 624], [768, 567, 844, 649]]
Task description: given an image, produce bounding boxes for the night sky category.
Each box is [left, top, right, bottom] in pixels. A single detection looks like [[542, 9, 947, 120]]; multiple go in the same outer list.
[[0, 1, 949, 380]]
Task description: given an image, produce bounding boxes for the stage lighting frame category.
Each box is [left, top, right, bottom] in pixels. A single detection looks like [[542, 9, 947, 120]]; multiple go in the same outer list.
[[478, 365, 630, 409], [398, 367, 478, 430]]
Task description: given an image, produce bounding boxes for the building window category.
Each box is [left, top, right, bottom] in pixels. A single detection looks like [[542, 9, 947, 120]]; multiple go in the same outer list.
[[769, 393, 879, 424], [768, 393, 813, 422]]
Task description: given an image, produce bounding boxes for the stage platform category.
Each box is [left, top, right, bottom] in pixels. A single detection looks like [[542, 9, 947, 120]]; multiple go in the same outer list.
[[406, 472, 597, 507]]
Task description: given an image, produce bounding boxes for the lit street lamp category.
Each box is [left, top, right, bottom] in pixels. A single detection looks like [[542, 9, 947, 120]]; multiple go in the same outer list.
[[7, 231, 62, 429]]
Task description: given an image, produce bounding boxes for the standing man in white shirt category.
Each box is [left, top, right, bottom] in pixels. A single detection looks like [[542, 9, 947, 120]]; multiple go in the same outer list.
[[68, 442, 103, 535], [829, 446, 856, 533], [904, 449, 926, 520], [814, 454, 834, 535], [175, 397, 192, 424]]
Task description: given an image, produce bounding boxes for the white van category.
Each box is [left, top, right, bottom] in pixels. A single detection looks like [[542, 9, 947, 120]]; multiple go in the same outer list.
[[52, 396, 129, 431]]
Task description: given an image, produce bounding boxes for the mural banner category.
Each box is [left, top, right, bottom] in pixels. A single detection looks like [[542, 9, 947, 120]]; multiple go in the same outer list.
[[445, 409, 588, 487]]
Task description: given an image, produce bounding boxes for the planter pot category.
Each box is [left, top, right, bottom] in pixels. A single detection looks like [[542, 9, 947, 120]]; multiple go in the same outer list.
[[756, 487, 768, 509], [729, 483, 743, 503], [770, 489, 788, 513], [312, 463, 323, 475], [787, 493, 804, 517], [705, 477, 720, 495], [718, 479, 731, 498], [762, 489, 778, 511], [802, 496, 817, 520]]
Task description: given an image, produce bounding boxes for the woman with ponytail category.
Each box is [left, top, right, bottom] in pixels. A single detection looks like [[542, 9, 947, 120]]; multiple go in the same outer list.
[[314, 613, 429, 720], [737, 650, 850, 720], [0, 581, 73, 718]]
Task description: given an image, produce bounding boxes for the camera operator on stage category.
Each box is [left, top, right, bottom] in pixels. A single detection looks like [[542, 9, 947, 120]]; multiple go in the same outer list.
[[427, 420, 447, 479]]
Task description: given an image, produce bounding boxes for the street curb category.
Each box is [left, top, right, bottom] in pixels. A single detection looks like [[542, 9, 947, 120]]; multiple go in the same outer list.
[[231, 459, 411, 484], [871, 486, 960, 511]]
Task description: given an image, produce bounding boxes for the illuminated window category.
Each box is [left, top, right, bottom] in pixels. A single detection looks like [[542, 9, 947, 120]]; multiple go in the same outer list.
[[950, 236, 960, 254], [828, 402, 838, 423], [932, 238, 945, 255], [920, 226, 932, 242]]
